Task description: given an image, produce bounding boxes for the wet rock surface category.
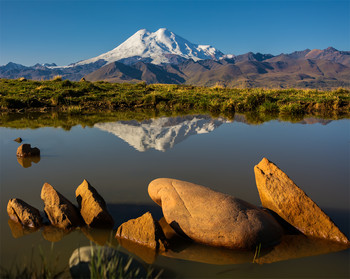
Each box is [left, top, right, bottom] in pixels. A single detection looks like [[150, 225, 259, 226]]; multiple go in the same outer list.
[[75, 179, 114, 229], [41, 183, 82, 229], [148, 178, 284, 249], [254, 157, 350, 244], [7, 198, 42, 228]]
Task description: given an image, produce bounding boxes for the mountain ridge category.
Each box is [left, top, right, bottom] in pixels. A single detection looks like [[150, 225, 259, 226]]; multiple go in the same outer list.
[[1, 28, 349, 89]]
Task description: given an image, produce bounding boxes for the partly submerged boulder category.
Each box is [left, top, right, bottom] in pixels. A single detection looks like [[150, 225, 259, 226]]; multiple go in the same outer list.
[[41, 183, 82, 229], [148, 178, 283, 250], [254, 157, 349, 244], [16, 144, 40, 157], [75, 179, 114, 229], [7, 198, 42, 228], [116, 212, 168, 251]]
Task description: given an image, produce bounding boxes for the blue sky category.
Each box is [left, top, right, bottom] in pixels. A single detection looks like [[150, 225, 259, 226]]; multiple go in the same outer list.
[[0, 0, 349, 66]]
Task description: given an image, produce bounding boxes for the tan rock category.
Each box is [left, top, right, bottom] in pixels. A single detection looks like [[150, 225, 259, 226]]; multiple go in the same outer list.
[[16, 144, 40, 157], [148, 178, 284, 250], [75, 179, 114, 229], [254, 157, 350, 244], [7, 198, 42, 228], [41, 182, 82, 229], [115, 212, 168, 251]]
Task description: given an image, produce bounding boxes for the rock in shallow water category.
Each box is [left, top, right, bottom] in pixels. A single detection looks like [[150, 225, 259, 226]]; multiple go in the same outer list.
[[254, 157, 350, 245], [116, 212, 168, 251], [148, 178, 284, 250], [7, 198, 42, 228], [75, 179, 114, 229], [16, 144, 40, 157], [41, 183, 82, 229]]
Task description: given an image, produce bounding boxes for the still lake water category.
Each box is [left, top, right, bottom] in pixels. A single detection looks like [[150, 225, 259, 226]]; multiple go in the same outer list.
[[0, 113, 349, 278]]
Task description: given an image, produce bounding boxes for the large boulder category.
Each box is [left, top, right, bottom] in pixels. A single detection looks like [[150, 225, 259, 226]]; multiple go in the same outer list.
[[148, 178, 284, 250], [41, 183, 82, 229], [115, 212, 168, 251], [75, 179, 114, 229], [16, 144, 40, 157], [254, 157, 349, 244], [7, 198, 42, 228]]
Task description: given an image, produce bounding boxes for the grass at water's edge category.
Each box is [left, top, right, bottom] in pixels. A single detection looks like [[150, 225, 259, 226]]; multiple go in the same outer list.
[[0, 79, 349, 117]]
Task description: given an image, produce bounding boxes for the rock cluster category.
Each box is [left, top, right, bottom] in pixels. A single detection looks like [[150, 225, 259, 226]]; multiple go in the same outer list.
[[7, 157, 349, 264], [7, 180, 114, 232]]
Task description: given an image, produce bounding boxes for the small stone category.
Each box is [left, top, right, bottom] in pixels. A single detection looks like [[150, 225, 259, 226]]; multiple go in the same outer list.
[[19, 77, 27, 81], [41, 182, 82, 229], [75, 179, 114, 229], [254, 157, 350, 244], [116, 212, 168, 251], [148, 178, 284, 250], [7, 198, 42, 228], [16, 144, 40, 157], [14, 137, 22, 143]]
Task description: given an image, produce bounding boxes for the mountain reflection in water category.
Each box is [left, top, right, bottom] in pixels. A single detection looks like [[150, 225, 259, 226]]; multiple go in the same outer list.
[[94, 115, 230, 152]]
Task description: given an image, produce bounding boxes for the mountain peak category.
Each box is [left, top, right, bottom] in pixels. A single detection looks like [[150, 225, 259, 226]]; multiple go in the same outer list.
[[71, 28, 224, 66]]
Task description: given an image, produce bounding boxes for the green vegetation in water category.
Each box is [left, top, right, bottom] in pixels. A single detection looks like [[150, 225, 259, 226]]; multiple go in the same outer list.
[[0, 79, 349, 118]]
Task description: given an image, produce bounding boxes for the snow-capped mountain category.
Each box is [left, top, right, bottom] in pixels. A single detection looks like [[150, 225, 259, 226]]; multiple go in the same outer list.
[[94, 115, 229, 152], [71, 28, 225, 66]]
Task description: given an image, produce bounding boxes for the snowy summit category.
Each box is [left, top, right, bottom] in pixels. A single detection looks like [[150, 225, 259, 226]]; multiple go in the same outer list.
[[71, 28, 225, 66]]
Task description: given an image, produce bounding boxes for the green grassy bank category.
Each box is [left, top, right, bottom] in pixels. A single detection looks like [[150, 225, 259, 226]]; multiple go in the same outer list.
[[1, 78, 349, 117]]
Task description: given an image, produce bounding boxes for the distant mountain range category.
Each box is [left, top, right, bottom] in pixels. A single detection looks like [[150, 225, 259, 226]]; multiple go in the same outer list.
[[1, 28, 349, 89]]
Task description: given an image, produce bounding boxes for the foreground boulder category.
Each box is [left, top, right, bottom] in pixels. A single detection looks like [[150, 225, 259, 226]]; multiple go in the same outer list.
[[116, 212, 168, 251], [16, 144, 40, 157], [7, 198, 42, 228], [148, 178, 283, 250], [254, 158, 349, 244], [41, 183, 82, 229], [75, 179, 114, 229]]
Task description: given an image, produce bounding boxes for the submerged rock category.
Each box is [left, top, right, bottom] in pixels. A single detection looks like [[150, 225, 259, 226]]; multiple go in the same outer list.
[[115, 212, 168, 251], [254, 157, 350, 244], [16, 144, 40, 157], [41, 183, 82, 229], [148, 178, 283, 250], [75, 179, 114, 229], [7, 198, 42, 228]]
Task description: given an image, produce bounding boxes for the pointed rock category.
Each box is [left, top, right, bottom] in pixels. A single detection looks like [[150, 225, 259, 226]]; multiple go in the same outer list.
[[75, 179, 114, 229], [254, 157, 349, 244], [16, 144, 40, 157], [116, 212, 168, 251], [13, 137, 23, 143], [41, 183, 82, 229], [148, 178, 284, 250], [7, 198, 42, 228]]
